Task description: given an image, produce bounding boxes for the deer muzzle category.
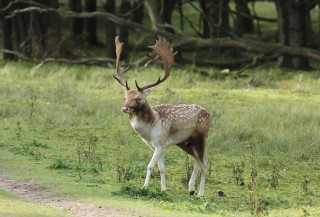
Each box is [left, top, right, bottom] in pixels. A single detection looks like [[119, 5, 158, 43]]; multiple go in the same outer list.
[[122, 106, 133, 113]]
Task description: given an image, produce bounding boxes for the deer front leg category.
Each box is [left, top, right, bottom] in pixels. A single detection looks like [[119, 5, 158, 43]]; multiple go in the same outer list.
[[143, 146, 164, 188], [157, 151, 166, 191]]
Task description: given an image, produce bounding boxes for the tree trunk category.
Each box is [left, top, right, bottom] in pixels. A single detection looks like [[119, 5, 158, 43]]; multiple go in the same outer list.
[[145, 0, 162, 32], [199, 0, 230, 38], [289, 1, 309, 69], [1, 18, 16, 60], [275, 0, 291, 68], [161, 0, 183, 62], [43, 0, 61, 58], [234, 0, 254, 36], [0, 0, 16, 60], [12, 2, 30, 57], [132, 0, 144, 25], [214, 0, 230, 38], [199, 0, 211, 38], [31, 0, 61, 59], [105, 0, 116, 58], [177, 0, 184, 31], [48, 0, 61, 38], [119, 0, 130, 60], [69, 0, 83, 38], [84, 0, 97, 45], [275, 0, 311, 69], [162, 0, 176, 26]]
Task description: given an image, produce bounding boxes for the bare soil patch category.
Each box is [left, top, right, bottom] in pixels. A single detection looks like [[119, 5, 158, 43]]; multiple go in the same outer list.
[[0, 171, 142, 217]]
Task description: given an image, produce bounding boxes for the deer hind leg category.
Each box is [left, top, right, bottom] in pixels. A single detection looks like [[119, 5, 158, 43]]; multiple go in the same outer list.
[[198, 153, 207, 197], [191, 132, 207, 197], [177, 133, 206, 196], [189, 157, 201, 195]]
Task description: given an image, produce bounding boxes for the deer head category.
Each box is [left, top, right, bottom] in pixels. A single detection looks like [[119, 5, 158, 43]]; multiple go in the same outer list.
[[113, 36, 176, 114]]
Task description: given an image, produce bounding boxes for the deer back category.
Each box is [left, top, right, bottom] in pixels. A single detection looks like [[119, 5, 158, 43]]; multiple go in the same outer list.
[[153, 104, 211, 145]]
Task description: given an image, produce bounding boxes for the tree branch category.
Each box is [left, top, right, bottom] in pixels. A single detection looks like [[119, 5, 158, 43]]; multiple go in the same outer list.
[[2, 49, 31, 61], [35, 57, 115, 69], [177, 38, 320, 62], [6, 6, 190, 43]]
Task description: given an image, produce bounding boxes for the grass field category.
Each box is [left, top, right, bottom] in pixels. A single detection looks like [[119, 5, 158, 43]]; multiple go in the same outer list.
[[0, 60, 319, 216], [0, 189, 71, 217]]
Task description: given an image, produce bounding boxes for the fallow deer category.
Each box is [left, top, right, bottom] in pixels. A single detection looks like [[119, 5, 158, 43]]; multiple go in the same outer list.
[[113, 36, 211, 196]]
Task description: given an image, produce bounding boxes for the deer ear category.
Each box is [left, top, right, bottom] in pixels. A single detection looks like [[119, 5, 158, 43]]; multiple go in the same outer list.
[[143, 88, 153, 96]]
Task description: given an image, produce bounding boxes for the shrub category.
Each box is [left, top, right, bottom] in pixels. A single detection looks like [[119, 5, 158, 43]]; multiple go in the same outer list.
[[49, 158, 72, 169]]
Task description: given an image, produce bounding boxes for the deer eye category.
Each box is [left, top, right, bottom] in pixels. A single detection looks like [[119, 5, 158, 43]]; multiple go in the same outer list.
[[135, 98, 141, 102]]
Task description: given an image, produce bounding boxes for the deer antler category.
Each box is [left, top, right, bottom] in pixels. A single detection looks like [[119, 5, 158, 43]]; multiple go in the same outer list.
[[135, 39, 177, 92], [113, 36, 130, 90]]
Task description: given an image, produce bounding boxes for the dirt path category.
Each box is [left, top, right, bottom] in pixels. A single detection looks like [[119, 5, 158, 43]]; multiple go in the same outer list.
[[0, 171, 142, 217]]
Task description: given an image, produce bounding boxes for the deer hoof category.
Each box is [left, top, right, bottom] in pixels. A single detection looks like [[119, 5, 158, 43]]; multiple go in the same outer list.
[[189, 191, 195, 196]]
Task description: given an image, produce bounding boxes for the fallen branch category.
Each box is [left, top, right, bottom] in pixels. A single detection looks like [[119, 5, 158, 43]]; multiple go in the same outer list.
[[235, 54, 279, 78], [177, 38, 320, 62], [2, 48, 116, 67], [35, 57, 116, 69], [2, 49, 31, 61]]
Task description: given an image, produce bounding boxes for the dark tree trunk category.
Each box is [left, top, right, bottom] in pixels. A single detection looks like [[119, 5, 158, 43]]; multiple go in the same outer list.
[[161, 0, 183, 62], [318, 4, 320, 36], [305, 10, 313, 47], [177, 0, 184, 31], [162, 0, 176, 25], [289, 1, 309, 69], [30, 0, 61, 59], [69, 0, 83, 37], [119, 0, 131, 60], [199, 0, 211, 38], [30, 9, 44, 58], [145, 0, 163, 32], [199, 0, 230, 38], [214, 0, 230, 38], [0, 0, 16, 60], [105, 0, 116, 58], [2, 19, 16, 60], [234, 0, 254, 36], [132, 0, 144, 25], [48, 0, 61, 38], [12, 2, 30, 57], [84, 0, 97, 45], [45, 0, 61, 58], [275, 0, 291, 67], [275, 0, 311, 69], [161, 0, 176, 34]]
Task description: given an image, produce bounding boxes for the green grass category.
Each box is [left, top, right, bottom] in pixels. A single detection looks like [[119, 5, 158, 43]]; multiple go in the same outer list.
[[0, 61, 320, 216], [0, 189, 71, 217]]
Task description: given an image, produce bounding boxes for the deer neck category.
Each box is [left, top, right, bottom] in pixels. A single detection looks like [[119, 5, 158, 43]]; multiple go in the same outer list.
[[129, 102, 156, 125]]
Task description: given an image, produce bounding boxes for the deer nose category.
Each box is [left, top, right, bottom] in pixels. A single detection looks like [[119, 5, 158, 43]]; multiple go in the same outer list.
[[122, 107, 129, 113]]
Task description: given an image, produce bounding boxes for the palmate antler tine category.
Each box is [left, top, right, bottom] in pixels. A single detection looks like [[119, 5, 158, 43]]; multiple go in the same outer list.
[[113, 36, 130, 90], [135, 39, 176, 92]]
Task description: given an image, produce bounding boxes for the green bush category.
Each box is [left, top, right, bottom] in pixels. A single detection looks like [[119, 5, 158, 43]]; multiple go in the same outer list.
[[49, 159, 72, 169]]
